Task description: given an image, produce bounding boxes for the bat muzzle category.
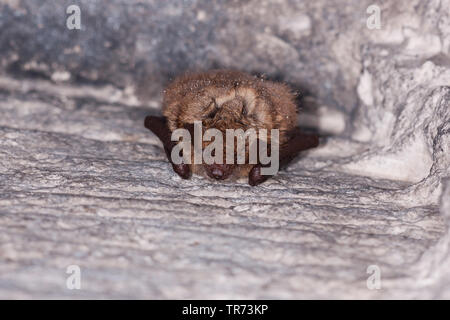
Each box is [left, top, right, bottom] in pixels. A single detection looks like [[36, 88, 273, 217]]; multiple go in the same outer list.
[[205, 163, 234, 180]]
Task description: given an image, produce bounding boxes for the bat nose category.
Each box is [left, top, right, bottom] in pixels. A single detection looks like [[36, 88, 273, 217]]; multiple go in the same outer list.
[[211, 168, 225, 179], [206, 164, 233, 180]]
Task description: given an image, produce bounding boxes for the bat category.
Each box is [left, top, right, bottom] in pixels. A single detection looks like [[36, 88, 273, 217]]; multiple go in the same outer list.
[[144, 70, 318, 186]]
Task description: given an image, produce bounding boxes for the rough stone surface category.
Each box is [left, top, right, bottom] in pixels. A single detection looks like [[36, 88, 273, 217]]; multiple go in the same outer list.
[[0, 0, 449, 299]]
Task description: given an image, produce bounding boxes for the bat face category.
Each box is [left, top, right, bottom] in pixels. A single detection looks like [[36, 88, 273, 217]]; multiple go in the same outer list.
[[202, 96, 248, 130], [144, 70, 319, 186], [199, 96, 252, 180]]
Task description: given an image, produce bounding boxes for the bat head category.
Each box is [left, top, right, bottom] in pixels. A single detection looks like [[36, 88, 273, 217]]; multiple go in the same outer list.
[[198, 95, 256, 180], [158, 70, 304, 184]]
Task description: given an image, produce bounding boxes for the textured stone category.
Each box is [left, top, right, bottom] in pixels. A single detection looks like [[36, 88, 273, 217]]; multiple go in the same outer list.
[[0, 0, 449, 299]]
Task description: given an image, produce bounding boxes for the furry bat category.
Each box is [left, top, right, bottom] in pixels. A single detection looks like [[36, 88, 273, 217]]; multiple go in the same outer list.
[[144, 70, 319, 186]]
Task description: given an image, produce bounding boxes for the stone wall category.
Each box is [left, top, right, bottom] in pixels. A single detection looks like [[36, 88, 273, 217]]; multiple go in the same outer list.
[[0, 0, 449, 299]]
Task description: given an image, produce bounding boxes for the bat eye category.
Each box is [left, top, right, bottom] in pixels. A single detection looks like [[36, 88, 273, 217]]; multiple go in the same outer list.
[[206, 108, 218, 119], [241, 101, 248, 116]]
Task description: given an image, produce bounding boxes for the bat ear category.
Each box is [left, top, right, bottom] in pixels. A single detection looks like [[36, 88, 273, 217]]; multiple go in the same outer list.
[[144, 115, 171, 142], [144, 115, 167, 131], [285, 127, 319, 152], [144, 115, 192, 180]]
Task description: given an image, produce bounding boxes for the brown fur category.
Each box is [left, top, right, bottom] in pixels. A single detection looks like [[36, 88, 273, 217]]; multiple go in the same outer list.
[[145, 69, 319, 185], [162, 69, 298, 180], [163, 70, 297, 132]]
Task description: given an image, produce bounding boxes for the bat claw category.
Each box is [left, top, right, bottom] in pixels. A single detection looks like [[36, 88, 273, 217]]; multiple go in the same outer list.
[[249, 165, 271, 186], [172, 163, 191, 179]]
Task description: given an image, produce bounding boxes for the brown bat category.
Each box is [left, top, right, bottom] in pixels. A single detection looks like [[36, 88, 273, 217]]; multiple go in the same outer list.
[[144, 70, 318, 186]]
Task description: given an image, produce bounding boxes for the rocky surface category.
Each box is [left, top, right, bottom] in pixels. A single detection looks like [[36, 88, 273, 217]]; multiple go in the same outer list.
[[0, 0, 449, 299]]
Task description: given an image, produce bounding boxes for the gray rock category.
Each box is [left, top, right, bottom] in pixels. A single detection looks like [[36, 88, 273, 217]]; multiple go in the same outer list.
[[0, 0, 449, 299]]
